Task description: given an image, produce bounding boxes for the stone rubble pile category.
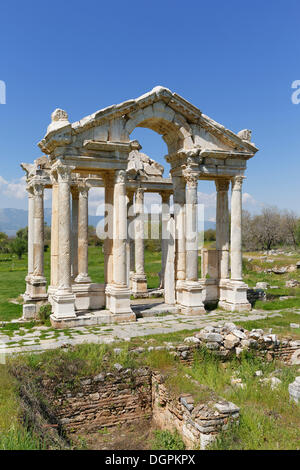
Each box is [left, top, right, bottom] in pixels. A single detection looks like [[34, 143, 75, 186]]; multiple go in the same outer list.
[[191, 322, 281, 359]]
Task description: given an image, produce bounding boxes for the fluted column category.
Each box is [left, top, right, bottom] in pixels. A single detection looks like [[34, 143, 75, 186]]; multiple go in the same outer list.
[[113, 170, 128, 286], [71, 187, 79, 281], [56, 164, 73, 292], [173, 176, 186, 281], [103, 173, 114, 286], [131, 187, 147, 294], [215, 179, 230, 279], [135, 188, 145, 276], [50, 173, 59, 288], [160, 191, 170, 288], [127, 192, 135, 275], [26, 186, 34, 289], [230, 175, 244, 281], [32, 180, 46, 281], [184, 171, 199, 281], [75, 183, 91, 283]]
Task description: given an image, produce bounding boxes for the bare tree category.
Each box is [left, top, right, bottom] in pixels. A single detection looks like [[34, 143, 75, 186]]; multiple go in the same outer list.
[[281, 210, 299, 249]]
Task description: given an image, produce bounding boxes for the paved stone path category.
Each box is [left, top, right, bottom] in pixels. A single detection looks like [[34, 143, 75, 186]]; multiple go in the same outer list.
[[0, 307, 289, 356]]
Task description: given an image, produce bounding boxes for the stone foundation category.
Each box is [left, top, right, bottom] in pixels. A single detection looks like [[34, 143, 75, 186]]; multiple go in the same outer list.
[[152, 372, 239, 450], [41, 366, 240, 449]]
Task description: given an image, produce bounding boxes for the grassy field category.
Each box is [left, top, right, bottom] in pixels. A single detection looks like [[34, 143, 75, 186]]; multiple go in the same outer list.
[[0, 246, 163, 321], [2, 246, 300, 322]]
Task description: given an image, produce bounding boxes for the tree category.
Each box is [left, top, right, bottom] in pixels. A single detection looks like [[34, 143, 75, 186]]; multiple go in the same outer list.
[[0, 232, 9, 253], [16, 226, 28, 241], [204, 229, 216, 242], [282, 210, 299, 249], [10, 237, 27, 259], [242, 206, 286, 251]]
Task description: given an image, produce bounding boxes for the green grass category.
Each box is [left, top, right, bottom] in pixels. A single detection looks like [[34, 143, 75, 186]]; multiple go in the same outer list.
[[5, 338, 300, 450], [151, 429, 185, 450], [0, 364, 44, 450], [188, 349, 300, 450], [237, 311, 300, 336]]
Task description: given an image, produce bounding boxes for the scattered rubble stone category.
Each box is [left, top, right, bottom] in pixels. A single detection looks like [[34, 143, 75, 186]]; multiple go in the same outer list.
[[286, 280, 300, 288], [256, 282, 270, 290], [288, 377, 300, 403], [260, 377, 282, 390]]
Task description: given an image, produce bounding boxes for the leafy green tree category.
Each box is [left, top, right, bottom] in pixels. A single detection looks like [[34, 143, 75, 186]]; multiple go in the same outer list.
[[10, 237, 27, 260], [0, 232, 9, 253], [16, 226, 28, 241]]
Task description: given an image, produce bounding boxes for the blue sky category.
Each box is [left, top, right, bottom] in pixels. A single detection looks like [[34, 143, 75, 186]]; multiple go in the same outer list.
[[0, 0, 300, 216]]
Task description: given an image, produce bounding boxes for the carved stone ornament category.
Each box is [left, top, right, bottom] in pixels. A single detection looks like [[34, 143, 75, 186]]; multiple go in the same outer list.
[[115, 170, 126, 184], [232, 175, 244, 191], [215, 179, 230, 192], [182, 166, 198, 188]]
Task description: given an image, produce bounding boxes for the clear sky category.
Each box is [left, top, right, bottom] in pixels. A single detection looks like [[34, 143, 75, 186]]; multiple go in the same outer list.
[[0, 0, 299, 216]]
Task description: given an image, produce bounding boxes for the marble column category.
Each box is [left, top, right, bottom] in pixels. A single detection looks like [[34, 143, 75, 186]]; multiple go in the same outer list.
[[71, 187, 79, 281], [185, 173, 199, 282], [230, 175, 244, 281], [173, 176, 186, 282], [56, 165, 73, 292], [132, 187, 147, 294], [50, 173, 59, 289], [25, 185, 34, 295], [215, 179, 230, 279], [50, 163, 76, 322], [160, 191, 170, 289], [113, 170, 128, 286], [103, 173, 114, 287], [175, 170, 204, 315], [105, 170, 134, 319], [127, 192, 135, 276], [32, 181, 46, 282], [75, 183, 91, 283]]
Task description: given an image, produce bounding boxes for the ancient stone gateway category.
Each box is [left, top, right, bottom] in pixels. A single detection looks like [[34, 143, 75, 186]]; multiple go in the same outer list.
[[21, 86, 258, 328]]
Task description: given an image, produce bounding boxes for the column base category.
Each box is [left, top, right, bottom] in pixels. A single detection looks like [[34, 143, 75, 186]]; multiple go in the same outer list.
[[51, 290, 76, 319], [176, 280, 206, 315], [24, 275, 47, 300], [74, 273, 92, 283], [105, 284, 136, 321], [131, 273, 148, 295], [72, 283, 105, 311], [218, 279, 251, 312]]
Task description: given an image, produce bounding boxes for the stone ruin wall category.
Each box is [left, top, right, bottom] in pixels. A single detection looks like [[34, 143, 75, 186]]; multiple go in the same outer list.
[[42, 367, 239, 450], [31, 324, 300, 449]]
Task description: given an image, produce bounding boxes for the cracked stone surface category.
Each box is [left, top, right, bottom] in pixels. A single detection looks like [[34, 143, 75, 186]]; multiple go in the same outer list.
[[0, 308, 278, 355]]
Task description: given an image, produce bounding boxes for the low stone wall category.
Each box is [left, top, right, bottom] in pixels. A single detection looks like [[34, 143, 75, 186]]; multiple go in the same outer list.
[[128, 323, 300, 366], [152, 372, 239, 450], [46, 367, 152, 432], [40, 365, 240, 449]]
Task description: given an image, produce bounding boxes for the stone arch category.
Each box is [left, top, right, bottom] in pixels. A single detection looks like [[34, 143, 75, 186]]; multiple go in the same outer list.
[[122, 101, 194, 157]]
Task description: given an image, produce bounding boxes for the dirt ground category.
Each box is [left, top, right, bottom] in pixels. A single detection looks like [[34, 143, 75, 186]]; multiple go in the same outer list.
[[80, 419, 157, 450]]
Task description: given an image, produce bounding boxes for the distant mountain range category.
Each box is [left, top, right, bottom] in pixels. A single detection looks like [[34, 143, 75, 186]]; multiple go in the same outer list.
[[0, 208, 216, 236]]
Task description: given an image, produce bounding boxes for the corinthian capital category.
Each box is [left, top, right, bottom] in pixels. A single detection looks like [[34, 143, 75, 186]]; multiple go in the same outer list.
[[52, 161, 74, 183], [215, 178, 230, 192], [78, 181, 90, 198], [115, 169, 126, 184], [182, 167, 198, 189], [232, 175, 245, 192]]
